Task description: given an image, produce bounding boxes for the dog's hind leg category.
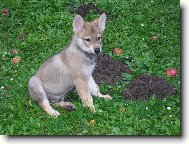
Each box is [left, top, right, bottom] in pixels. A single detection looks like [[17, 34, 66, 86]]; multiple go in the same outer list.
[[28, 76, 60, 117], [53, 101, 76, 111]]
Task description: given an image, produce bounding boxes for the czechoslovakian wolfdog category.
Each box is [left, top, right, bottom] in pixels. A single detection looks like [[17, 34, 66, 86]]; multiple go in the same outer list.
[[28, 13, 112, 117]]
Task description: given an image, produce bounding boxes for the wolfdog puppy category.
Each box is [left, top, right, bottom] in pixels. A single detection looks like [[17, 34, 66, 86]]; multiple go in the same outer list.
[[28, 13, 112, 117]]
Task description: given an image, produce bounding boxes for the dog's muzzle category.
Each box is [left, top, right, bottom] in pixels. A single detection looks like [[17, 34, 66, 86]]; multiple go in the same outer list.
[[94, 48, 100, 54]]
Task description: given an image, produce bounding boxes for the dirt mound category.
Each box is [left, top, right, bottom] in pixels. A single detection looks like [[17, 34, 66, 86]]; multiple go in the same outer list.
[[75, 3, 105, 17], [122, 75, 175, 100], [93, 54, 131, 85]]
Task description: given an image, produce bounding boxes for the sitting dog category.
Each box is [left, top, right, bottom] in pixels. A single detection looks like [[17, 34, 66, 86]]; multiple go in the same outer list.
[[28, 13, 112, 117]]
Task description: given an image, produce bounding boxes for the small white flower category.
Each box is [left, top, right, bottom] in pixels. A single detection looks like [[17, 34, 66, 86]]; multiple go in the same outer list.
[[146, 107, 149, 110], [1, 86, 4, 89], [169, 115, 172, 117], [178, 81, 180, 84], [0, 97, 2, 99], [98, 110, 103, 113], [141, 23, 144, 26], [167, 107, 171, 110], [10, 78, 13, 80], [142, 38, 144, 40], [3, 55, 5, 57], [151, 0, 154, 2]]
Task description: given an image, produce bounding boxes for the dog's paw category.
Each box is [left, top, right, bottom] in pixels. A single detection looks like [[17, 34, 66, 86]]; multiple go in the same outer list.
[[47, 109, 60, 117], [101, 95, 112, 99], [89, 105, 96, 113]]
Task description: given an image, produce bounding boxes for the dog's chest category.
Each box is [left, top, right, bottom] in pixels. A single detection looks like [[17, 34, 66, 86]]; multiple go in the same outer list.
[[83, 64, 95, 76]]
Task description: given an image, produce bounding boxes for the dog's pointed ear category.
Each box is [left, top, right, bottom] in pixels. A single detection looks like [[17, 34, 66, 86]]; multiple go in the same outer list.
[[73, 14, 84, 33], [98, 13, 106, 32]]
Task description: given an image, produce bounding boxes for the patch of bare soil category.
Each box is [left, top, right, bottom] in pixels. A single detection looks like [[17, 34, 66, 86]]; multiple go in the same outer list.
[[94, 55, 176, 100], [122, 75, 176, 100], [75, 3, 105, 18], [93, 54, 131, 85]]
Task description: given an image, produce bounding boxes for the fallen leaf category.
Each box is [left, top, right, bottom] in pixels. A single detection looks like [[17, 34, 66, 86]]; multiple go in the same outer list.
[[10, 49, 18, 54], [120, 106, 126, 112], [151, 35, 158, 41], [11, 56, 21, 64], [88, 119, 95, 126], [2, 8, 9, 15], [166, 68, 177, 77], [113, 48, 123, 55]]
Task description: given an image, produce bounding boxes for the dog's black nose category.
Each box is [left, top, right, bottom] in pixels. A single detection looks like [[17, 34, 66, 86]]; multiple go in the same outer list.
[[94, 48, 100, 54]]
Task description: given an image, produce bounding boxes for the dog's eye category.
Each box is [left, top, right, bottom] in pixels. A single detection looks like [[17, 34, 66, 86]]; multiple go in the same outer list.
[[97, 36, 101, 41], [85, 38, 90, 42]]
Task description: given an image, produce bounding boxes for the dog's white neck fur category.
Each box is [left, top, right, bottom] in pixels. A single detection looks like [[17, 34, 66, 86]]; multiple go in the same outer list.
[[67, 34, 97, 64]]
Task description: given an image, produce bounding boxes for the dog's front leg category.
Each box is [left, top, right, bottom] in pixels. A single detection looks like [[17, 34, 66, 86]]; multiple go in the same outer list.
[[74, 78, 95, 112], [89, 76, 112, 99]]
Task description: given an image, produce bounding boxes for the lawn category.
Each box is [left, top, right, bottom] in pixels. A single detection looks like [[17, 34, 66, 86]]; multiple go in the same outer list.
[[0, 0, 180, 135]]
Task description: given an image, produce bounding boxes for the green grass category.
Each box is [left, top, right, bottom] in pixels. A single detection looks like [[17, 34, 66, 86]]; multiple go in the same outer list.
[[0, 0, 180, 135]]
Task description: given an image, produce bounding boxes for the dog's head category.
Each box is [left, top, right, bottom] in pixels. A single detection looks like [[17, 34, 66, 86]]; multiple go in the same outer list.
[[73, 13, 106, 54]]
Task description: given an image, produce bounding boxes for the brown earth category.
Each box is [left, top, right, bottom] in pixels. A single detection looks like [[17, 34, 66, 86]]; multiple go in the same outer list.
[[75, 3, 105, 18], [122, 75, 176, 100], [93, 54, 131, 85], [93, 55, 175, 100]]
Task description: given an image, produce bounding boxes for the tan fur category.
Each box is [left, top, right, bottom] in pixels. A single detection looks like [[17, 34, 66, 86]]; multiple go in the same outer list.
[[83, 19, 99, 35], [28, 13, 112, 117]]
